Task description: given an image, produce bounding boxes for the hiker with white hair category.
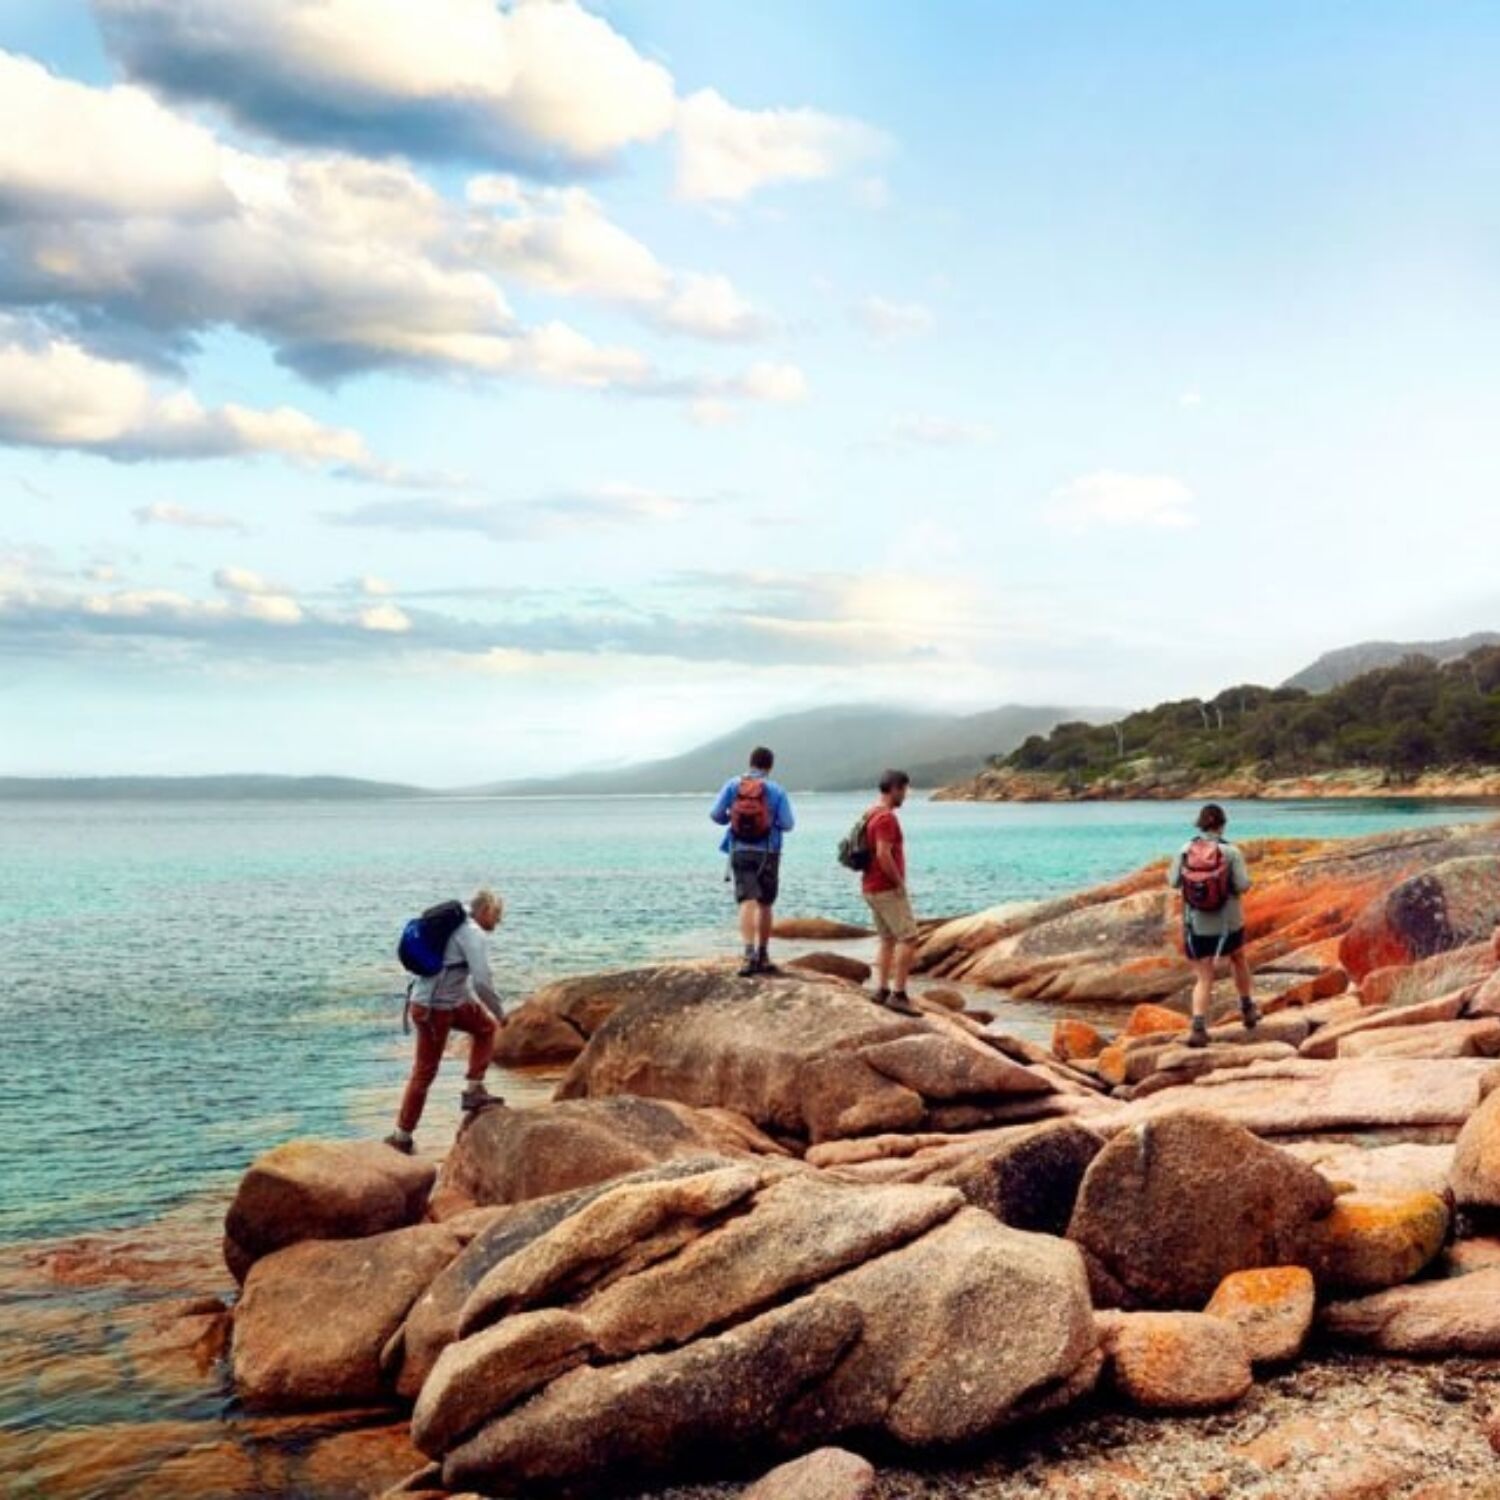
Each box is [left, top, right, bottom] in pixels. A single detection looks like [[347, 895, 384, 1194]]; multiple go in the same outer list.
[[385, 887, 507, 1153]]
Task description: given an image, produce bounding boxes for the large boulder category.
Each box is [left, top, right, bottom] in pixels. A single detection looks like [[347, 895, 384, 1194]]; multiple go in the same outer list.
[[1097, 1311, 1252, 1410], [1322, 1267, 1500, 1354], [556, 967, 1057, 1143], [1338, 1017, 1500, 1060], [1450, 1084, 1500, 1214], [397, 1156, 751, 1398], [1340, 856, 1500, 982], [411, 1162, 1098, 1496], [495, 963, 727, 1066], [1067, 1113, 1334, 1307], [772, 917, 872, 941], [223, 1140, 435, 1281], [233, 1223, 464, 1407], [436, 1096, 783, 1212]]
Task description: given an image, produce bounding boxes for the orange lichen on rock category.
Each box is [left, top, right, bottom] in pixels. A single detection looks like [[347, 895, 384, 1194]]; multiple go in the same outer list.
[[1052, 1019, 1107, 1061]]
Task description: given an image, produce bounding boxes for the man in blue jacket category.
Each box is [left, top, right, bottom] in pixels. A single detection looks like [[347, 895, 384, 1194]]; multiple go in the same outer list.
[[710, 745, 796, 976]]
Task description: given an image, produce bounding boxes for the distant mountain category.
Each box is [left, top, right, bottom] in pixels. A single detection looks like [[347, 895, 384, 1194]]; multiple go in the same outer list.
[[480, 703, 1121, 795], [0, 774, 421, 801], [1284, 632, 1500, 693]]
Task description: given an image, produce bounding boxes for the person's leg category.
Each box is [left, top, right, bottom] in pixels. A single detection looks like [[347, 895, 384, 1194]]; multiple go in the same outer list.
[[873, 935, 894, 997], [755, 902, 776, 968], [1186, 956, 1215, 1046], [451, 1001, 502, 1108], [1230, 946, 1259, 1026], [892, 939, 916, 993], [391, 1005, 452, 1145], [737, 900, 758, 975]]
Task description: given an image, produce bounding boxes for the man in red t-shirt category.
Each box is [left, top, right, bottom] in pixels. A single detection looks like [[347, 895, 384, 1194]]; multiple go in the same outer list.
[[862, 769, 919, 1014]]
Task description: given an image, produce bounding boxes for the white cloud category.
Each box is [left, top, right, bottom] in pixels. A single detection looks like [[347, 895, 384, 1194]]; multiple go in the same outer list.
[[675, 88, 884, 203], [1046, 471, 1197, 531], [135, 502, 247, 532], [464, 175, 767, 340], [358, 602, 412, 633], [887, 415, 995, 447], [732, 362, 809, 404], [854, 296, 934, 343], [0, 50, 228, 221], [1179, 389, 1203, 407], [0, 332, 395, 475], [95, 0, 677, 169]]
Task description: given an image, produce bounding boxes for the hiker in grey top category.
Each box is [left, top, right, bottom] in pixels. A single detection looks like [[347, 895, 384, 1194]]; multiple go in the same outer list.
[[1168, 803, 1259, 1048], [386, 889, 506, 1155]]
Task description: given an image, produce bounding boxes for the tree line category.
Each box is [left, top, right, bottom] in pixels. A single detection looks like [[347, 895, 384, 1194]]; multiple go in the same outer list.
[[1005, 647, 1500, 785]]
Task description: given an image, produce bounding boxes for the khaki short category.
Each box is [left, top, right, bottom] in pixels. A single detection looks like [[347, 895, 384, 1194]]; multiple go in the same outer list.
[[864, 888, 919, 944]]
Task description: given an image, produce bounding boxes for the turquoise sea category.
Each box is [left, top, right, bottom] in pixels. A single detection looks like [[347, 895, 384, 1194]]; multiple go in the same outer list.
[[1, 792, 1494, 1246]]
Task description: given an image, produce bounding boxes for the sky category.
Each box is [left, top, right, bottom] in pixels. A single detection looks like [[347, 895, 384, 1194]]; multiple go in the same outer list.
[[2, 0, 1498, 784]]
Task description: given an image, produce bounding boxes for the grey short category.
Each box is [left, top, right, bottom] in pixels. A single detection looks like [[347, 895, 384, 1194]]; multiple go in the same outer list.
[[731, 850, 780, 906]]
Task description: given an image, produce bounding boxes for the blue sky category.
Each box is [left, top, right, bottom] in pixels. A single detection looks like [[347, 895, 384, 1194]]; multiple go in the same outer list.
[[2, 1, 1497, 782]]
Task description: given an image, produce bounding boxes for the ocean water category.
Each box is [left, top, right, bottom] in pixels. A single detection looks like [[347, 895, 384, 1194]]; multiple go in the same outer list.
[[1, 791, 1493, 1245]]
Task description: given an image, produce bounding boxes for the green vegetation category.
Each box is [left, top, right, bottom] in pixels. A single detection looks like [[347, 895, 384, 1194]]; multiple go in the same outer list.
[[1005, 648, 1500, 788]]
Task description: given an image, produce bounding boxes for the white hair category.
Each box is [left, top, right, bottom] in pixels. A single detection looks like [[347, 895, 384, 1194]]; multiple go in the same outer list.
[[471, 887, 503, 920]]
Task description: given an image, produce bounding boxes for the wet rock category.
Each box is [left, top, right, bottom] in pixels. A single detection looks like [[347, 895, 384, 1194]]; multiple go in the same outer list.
[[1306, 1191, 1450, 1294], [1203, 1266, 1315, 1364], [773, 917, 873, 940], [1097, 1311, 1252, 1410], [437, 1096, 782, 1211], [299, 1423, 429, 1499], [1340, 856, 1500, 982], [233, 1224, 464, 1407], [741, 1447, 876, 1500], [1067, 1112, 1334, 1307], [1450, 1083, 1500, 1212], [223, 1140, 435, 1281], [1052, 1019, 1106, 1062], [787, 951, 872, 984], [1322, 1266, 1500, 1353], [556, 966, 1057, 1143]]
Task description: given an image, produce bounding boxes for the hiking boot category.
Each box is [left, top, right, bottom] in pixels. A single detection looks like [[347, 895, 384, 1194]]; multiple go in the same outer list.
[[870, 986, 892, 1008], [884, 992, 921, 1017], [383, 1132, 415, 1155], [1185, 1017, 1210, 1050], [1239, 997, 1262, 1031], [756, 958, 782, 977], [737, 955, 760, 978], [460, 1083, 506, 1114]]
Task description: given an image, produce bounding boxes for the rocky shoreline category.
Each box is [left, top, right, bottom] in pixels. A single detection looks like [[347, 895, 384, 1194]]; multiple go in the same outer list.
[[933, 763, 1500, 803], [11, 818, 1500, 1499]]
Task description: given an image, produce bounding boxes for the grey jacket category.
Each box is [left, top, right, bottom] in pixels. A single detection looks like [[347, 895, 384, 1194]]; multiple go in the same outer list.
[[1168, 835, 1251, 936], [409, 915, 504, 1015]]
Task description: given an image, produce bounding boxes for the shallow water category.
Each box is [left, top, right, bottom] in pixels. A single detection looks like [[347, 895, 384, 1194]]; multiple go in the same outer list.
[[1, 792, 1492, 1245]]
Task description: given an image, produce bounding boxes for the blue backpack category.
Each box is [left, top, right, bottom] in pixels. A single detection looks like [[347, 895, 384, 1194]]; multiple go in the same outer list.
[[397, 899, 466, 977]]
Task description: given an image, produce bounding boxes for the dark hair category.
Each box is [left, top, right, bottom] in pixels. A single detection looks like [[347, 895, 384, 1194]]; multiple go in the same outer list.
[[749, 746, 774, 771], [879, 768, 911, 794], [1196, 802, 1227, 833]]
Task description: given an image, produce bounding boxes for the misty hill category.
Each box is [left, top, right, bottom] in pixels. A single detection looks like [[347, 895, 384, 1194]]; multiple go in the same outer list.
[[483, 704, 1119, 795], [1284, 632, 1500, 693], [0, 775, 421, 801]]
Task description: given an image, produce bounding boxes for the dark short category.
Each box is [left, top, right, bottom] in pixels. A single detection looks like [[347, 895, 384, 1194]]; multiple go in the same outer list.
[[731, 849, 780, 906], [1184, 926, 1245, 961]]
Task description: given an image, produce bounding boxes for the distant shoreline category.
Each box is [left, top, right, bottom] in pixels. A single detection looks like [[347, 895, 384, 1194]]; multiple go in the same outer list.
[[934, 764, 1500, 804]]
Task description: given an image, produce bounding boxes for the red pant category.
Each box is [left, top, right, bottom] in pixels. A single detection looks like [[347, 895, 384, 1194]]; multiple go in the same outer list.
[[397, 1000, 497, 1133]]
